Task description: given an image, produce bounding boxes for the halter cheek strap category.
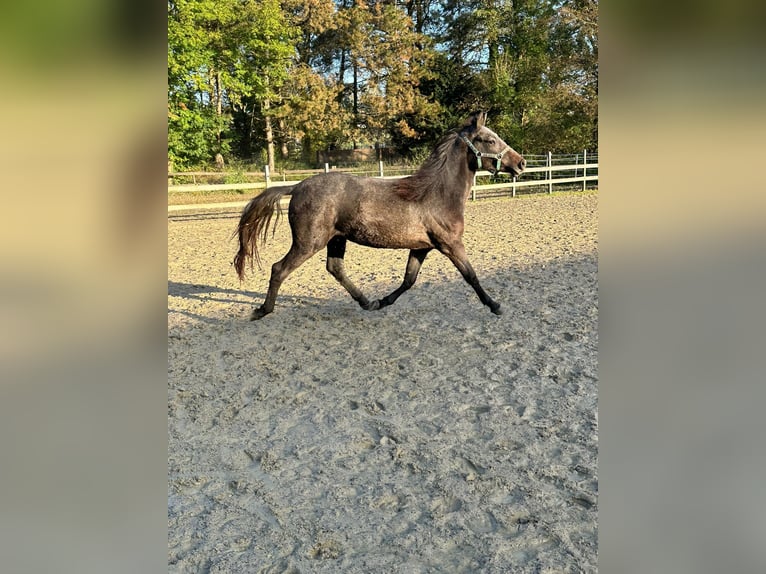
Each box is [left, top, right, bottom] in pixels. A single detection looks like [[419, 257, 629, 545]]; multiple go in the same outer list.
[[460, 135, 511, 173]]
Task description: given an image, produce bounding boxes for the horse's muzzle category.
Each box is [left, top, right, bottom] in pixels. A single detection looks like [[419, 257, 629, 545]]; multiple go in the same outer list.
[[510, 156, 526, 177]]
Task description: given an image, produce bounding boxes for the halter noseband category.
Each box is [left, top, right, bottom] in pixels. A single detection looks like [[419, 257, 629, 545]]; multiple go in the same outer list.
[[460, 134, 511, 174]]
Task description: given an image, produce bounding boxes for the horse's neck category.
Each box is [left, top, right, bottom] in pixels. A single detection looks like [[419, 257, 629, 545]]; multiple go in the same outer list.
[[442, 155, 473, 208]]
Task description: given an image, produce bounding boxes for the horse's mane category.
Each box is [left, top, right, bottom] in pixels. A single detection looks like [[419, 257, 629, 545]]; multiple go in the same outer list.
[[393, 131, 463, 201]]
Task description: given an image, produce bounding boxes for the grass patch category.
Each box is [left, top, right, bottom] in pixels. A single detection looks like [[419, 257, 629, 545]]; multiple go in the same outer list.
[[168, 189, 256, 206]]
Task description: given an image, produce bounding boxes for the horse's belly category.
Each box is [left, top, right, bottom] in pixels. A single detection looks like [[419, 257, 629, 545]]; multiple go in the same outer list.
[[334, 193, 433, 249], [344, 224, 432, 250]]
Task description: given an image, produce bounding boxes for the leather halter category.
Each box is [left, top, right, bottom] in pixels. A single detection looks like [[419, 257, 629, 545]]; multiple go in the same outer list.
[[460, 135, 511, 174]]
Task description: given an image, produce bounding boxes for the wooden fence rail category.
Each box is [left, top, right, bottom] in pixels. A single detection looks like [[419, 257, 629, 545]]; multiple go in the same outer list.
[[168, 152, 598, 199]]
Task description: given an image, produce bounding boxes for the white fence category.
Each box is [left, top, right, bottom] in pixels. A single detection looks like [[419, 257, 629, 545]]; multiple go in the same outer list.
[[470, 151, 598, 200], [168, 151, 598, 200]]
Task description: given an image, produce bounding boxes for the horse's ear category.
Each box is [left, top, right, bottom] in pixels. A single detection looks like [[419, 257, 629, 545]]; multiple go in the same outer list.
[[461, 111, 487, 132]]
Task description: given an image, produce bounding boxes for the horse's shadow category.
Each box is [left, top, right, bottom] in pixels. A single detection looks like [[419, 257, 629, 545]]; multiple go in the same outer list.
[[168, 281, 329, 308], [168, 281, 261, 302]]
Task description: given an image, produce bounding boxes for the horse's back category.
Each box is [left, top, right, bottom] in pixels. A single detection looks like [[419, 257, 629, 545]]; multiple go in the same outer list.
[[289, 172, 394, 216], [292, 171, 389, 199]]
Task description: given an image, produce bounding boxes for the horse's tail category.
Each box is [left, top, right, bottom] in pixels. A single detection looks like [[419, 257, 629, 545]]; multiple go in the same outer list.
[[233, 186, 293, 280]]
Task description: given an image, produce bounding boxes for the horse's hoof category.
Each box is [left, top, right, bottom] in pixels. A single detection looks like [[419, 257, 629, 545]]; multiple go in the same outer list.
[[363, 299, 381, 311], [250, 307, 270, 320], [490, 303, 503, 315]]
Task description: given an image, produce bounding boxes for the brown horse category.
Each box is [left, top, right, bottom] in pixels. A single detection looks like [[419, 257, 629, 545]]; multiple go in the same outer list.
[[234, 111, 525, 320]]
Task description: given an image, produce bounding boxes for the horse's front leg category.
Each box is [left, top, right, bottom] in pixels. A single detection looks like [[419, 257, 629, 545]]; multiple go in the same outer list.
[[374, 248, 432, 310], [439, 241, 502, 315]]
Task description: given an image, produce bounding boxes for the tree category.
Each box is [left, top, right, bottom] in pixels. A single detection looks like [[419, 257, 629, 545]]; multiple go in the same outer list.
[[281, 64, 350, 162], [246, 0, 298, 171], [168, 0, 296, 170], [168, 0, 228, 168], [278, 0, 443, 159], [279, 0, 348, 161], [433, 0, 598, 153], [168, 0, 598, 168], [335, 1, 441, 151]]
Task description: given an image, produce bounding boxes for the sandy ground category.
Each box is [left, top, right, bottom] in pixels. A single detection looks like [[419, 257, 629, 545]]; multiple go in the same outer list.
[[168, 192, 598, 573]]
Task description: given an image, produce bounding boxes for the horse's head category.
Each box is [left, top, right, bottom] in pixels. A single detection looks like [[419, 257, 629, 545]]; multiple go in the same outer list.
[[459, 111, 526, 177]]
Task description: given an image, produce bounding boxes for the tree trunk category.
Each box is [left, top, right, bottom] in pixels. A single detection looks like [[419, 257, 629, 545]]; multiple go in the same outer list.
[[339, 48, 347, 89], [352, 60, 358, 150], [406, 0, 425, 36], [216, 71, 222, 117], [212, 69, 223, 147], [264, 98, 275, 172], [278, 119, 289, 159], [488, 43, 498, 69], [248, 103, 256, 159]]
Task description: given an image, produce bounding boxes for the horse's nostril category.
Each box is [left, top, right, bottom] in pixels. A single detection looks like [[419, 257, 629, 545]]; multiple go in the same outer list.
[[519, 158, 526, 170]]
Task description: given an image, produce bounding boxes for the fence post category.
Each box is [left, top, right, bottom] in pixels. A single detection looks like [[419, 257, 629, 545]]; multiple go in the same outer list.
[[582, 149, 587, 191], [324, 163, 330, 173], [264, 165, 270, 188], [512, 175, 516, 198], [471, 173, 476, 201], [379, 160, 384, 178], [547, 151, 552, 194]]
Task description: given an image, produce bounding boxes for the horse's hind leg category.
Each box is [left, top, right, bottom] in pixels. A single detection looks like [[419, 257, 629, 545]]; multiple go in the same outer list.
[[326, 236, 376, 310], [375, 248, 431, 310], [251, 243, 319, 320]]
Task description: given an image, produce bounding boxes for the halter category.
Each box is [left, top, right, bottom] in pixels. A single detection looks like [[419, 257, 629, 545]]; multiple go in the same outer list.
[[460, 134, 511, 174]]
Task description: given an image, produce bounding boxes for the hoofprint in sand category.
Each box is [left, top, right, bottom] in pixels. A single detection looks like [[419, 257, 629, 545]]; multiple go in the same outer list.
[[168, 192, 598, 573]]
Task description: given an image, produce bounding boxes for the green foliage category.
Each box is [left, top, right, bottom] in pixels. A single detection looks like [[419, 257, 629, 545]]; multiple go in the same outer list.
[[168, 0, 598, 169], [434, 0, 598, 154], [339, 1, 440, 147], [402, 144, 435, 166], [280, 64, 349, 160], [168, 0, 298, 168], [167, 104, 228, 169], [223, 170, 250, 185]]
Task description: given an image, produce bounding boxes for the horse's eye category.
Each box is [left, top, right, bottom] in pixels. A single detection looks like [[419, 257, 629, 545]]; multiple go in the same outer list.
[[487, 139, 496, 145]]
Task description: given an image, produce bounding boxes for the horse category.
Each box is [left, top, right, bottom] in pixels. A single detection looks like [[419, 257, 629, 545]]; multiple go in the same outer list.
[[233, 111, 526, 320]]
